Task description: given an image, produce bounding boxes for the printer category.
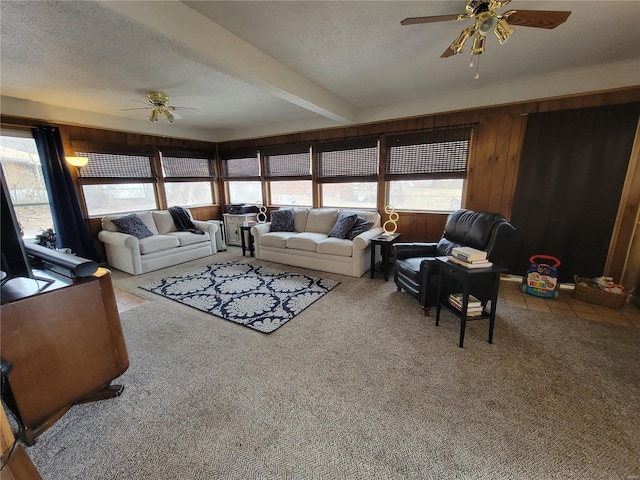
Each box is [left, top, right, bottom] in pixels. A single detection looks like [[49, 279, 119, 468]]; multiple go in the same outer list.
[[227, 204, 255, 214]]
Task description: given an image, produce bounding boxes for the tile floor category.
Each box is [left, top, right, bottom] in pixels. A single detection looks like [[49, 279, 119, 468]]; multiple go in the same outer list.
[[114, 279, 640, 330]]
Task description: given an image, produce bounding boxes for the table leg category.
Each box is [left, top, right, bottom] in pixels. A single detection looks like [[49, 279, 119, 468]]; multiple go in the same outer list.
[[370, 242, 376, 279], [488, 272, 500, 344], [435, 269, 443, 326], [248, 231, 254, 257], [382, 244, 390, 281], [240, 229, 247, 256], [459, 277, 469, 348]]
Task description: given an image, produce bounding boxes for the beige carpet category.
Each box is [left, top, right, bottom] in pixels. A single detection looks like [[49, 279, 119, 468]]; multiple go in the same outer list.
[[27, 251, 640, 479]]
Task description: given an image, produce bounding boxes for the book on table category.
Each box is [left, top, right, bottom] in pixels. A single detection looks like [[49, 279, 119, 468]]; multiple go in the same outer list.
[[448, 293, 483, 312], [447, 255, 493, 269], [451, 246, 487, 262]]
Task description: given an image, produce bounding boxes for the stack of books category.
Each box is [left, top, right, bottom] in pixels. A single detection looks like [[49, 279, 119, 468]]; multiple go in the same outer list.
[[447, 246, 493, 269], [448, 293, 484, 316]]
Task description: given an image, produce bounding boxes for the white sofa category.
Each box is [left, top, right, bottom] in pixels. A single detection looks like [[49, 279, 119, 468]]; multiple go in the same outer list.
[[250, 208, 383, 277], [98, 209, 218, 275]]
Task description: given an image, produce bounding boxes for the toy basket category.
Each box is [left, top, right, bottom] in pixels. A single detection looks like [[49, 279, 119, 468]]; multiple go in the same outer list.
[[573, 275, 628, 309]]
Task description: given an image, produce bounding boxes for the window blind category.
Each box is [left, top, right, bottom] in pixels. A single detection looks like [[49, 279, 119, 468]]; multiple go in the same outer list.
[[72, 141, 154, 179], [263, 143, 311, 179], [161, 149, 216, 179], [219, 148, 260, 180], [385, 126, 473, 180], [315, 136, 378, 183]]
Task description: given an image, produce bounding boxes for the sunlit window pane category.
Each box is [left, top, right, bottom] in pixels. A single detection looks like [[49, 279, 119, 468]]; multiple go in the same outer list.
[[321, 182, 377, 208], [388, 179, 463, 212], [228, 181, 262, 204], [83, 183, 157, 216], [0, 134, 54, 237], [165, 182, 213, 207], [269, 180, 312, 206]]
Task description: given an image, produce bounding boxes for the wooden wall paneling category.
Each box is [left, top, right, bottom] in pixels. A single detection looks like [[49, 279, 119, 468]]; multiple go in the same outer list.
[[485, 106, 517, 215], [605, 117, 640, 287], [501, 104, 529, 219], [466, 108, 501, 211]]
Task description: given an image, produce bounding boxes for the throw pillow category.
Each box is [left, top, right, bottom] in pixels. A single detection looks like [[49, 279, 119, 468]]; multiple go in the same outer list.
[[328, 212, 357, 239], [347, 216, 374, 240], [112, 213, 154, 239], [270, 209, 295, 232]]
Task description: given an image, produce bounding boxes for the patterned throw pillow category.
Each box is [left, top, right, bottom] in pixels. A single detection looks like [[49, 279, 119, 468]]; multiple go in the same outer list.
[[270, 209, 295, 232], [346, 216, 374, 240], [112, 214, 154, 239], [328, 212, 357, 239]]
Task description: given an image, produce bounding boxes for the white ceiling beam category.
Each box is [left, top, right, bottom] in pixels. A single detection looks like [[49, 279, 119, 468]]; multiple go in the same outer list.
[[98, 0, 357, 124]]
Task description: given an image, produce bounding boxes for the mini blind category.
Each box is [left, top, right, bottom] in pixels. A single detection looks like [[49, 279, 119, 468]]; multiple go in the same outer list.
[[161, 149, 216, 179], [385, 126, 473, 180], [315, 136, 378, 183], [219, 148, 260, 180], [263, 143, 311, 179]]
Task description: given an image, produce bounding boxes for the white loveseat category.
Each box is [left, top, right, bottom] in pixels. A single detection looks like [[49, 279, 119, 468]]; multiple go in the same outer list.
[[98, 209, 218, 275], [250, 208, 383, 277]]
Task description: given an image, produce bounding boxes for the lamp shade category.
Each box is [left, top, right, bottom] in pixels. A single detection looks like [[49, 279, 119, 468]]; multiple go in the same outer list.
[[66, 156, 89, 168]]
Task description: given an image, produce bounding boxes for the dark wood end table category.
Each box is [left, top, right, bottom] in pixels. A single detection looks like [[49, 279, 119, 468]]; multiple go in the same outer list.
[[239, 225, 255, 257], [435, 256, 507, 348], [370, 233, 401, 281]]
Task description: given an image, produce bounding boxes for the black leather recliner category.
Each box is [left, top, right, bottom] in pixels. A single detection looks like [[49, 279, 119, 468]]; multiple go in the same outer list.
[[392, 209, 516, 314]]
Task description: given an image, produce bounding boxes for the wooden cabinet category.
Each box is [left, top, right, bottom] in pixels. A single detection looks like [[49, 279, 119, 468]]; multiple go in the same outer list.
[[223, 213, 257, 246]]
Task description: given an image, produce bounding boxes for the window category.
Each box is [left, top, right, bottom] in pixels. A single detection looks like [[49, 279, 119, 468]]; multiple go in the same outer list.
[[220, 148, 262, 204], [263, 144, 312, 206], [316, 137, 378, 208], [73, 143, 157, 216], [161, 149, 215, 207], [0, 131, 54, 237], [386, 126, 472, 212]]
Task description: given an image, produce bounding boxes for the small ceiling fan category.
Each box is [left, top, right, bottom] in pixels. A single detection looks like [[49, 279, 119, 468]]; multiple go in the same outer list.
[[119, 91, 199, 124], [401, 0, 571, 78]]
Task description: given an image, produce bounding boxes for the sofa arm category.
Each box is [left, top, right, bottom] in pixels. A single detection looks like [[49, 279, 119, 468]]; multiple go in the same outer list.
[[98, 230, 140, 250], [352, 226, 384, 250], [192, 220, 219, 253], [251, 222, 272, 237], [392, 242, 439, 260]]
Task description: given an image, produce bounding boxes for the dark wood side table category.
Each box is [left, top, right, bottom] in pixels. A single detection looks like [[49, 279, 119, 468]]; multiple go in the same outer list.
[[239, 225, 254, 257], [435, 256, 507, 348], [370, 233, 401, 281]]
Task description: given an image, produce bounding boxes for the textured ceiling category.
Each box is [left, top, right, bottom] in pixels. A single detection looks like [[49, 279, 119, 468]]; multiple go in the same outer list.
[[1, 1, 639, 142]]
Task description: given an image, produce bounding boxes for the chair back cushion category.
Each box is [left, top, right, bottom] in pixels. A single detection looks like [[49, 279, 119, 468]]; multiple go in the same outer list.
[[437, 209, 515, 264]]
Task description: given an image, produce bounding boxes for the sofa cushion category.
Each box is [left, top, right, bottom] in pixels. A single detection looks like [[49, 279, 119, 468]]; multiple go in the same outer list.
[[305, 208, 339, 234], [259, 232, 298, 248], [346, 216, 374, 240], [139, 234, 180, 254], [286, 232, 327, 252], [328, 212, 358, 239], [293, 208, 309, 233], [270, 209, 295, 232], [167, 231, 210, 247], [111, 214, 154, 239], [153, 210, 178, 234], [317, 237, 353, 257]]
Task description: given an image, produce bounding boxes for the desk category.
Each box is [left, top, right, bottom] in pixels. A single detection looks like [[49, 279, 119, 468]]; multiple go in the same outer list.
[[239, 225, 254, 257], [435, 256, 507, 348], [370, 233, 401, 281]]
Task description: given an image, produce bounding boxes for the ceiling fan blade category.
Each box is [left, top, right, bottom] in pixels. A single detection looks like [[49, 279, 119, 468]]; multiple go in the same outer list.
[[504, 10, 571, 29], [128, 98, 152, 106], [118, 107, 152, 112], [401, 14, 465, 26], [441, 45, 458, 58], [171, 106, 200, 113]]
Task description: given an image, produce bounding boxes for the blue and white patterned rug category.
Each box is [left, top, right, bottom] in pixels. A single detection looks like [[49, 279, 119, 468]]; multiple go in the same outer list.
[[141, 262, 339, 333]]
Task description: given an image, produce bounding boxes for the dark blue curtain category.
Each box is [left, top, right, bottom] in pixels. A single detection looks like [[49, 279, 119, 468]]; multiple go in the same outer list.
[[32, 126, 98, 261]]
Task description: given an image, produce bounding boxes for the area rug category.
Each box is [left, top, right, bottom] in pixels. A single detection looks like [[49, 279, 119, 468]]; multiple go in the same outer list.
[[140, 262, 339, 333]]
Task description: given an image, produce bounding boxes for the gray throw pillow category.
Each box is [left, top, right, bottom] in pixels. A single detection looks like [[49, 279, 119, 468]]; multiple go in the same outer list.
[[347, 216, 374, 240], [328, 212, 357, 239], [270, 209, 295, 232], [112, 214, 154, 239]]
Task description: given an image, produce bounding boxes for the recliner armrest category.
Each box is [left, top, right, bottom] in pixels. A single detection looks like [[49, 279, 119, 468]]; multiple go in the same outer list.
[[392, 242, 439, 260]]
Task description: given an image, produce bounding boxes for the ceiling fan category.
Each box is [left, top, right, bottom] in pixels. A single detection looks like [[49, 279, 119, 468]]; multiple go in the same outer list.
[[120, 91, 199, 124], [401, 0, 571, 78]]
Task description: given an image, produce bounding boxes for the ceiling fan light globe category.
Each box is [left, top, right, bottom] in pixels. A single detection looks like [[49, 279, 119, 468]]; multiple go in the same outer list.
[[494, 18, 514, 44], [477, 12, 496, 36], [149, 110, 159, 123]]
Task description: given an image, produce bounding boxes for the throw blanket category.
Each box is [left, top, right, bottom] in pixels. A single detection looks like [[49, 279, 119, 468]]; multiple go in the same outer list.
[[168, 207, 204, 235]]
